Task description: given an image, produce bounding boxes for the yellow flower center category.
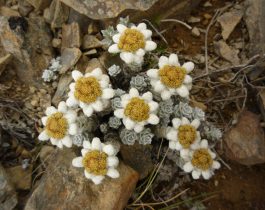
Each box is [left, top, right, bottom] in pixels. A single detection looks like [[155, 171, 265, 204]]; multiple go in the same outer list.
[[45, 112, 68, 139], [74, 76, 102, 103], [82, 150, 108, 175], [159, 65, 186, 88], [178, 125, 197, 148], [124, 97, 150, 122], [118, 28, 145, 52], [191, 149, 213, 171]]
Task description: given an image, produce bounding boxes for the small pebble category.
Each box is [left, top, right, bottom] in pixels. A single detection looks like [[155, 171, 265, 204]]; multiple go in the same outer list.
[[191, 27, 200, 37]]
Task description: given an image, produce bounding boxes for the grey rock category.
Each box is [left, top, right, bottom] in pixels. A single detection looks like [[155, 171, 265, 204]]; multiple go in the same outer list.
[[25, 0, 52, 10], [0, 16, 54, 85], [0, 54, 11, 76], [224, 111, 265, 165], [217, 9, 243, 40], [81, 34, 102, 50], [60, 47, 82, 73], [191, 27, 200, 37], [0, 164, 17, 210], [62, 22, 81, 49], [25, 149, 139, 210], [52, 73, 72, 105], [18, 0, 34, 16]]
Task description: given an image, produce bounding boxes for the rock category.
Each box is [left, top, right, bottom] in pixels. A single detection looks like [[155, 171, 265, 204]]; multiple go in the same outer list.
[[214, 40, 240, 65], [85, 58, 104, 73], [52, 38, 61, 48], [258, 90, 265, 122], [203, 1, 212, 7], [82, 34, 102, 50], [25, 149, 139, 210], [6, 165, 32, 190], [0, 164, 17, 210], [83, 49, 97, 55], [39, 145, 55, 163], [61, 22, 81, 49], [25, 0, 52, 10], [217, 9, 243, 40], [0, 16, 54, 85], [120, 143, 154, 179], [18, 0, 34, 16], [191, 27, 200, 37], [0, 6, 20, 16], [52, 73, 72, 105], [0, 54, 11, 76], [224, 111, 265, 165], [244, 0, 265, 56], [60, 47, 82, 73], [43, 0, 69, 29], [187, 16, 201, 23], [68, 8, 91, 33]]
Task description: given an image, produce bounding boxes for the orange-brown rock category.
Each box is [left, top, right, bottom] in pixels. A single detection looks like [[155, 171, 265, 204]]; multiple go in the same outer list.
[[25, 148, 139, 210]]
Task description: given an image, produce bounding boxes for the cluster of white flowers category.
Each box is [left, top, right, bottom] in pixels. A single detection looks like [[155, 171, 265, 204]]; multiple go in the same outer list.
[[38, 19, 221, 185]]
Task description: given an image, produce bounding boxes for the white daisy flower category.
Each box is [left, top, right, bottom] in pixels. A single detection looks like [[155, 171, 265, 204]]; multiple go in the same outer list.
[[166, 117, 201, 158], [114, 88, 159, 133], [38, 101, 78, 148], [108, 23, 157, 64], [72, 137, 120, 185], [66, 68, 115, 117], [183, 139, 221, 180], [147, 54, 194, 100]]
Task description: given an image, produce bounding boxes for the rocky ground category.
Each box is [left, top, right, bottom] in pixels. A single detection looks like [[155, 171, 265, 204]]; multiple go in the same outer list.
[[0, 0, 265, 210]]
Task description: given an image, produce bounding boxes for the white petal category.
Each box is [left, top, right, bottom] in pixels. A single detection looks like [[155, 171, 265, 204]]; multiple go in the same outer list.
[[129, 88, 139, 97], [107, 168, 120, 178], [147, 114, 159, 125], [84, 170, 93, 179], [154, 81, 165, 92], [107, 156, 119, 167], [192, 170, 201, 179], [169, 141, 177, 150], [72, 157, 83, 167], [57, 141, 63, 149], [181, 117, 190, 125], [50, 138, 58, 145], [100, 80, 109, 88], [159, 56, 169, 68], [182, 62, 194, 73], [45, 106, 57, 116], [148, 101, 158, 112], [90, 68, 102, 79], [62, 136, 72, 147], [166, 130, 178, 141], [142, 92, 153, 101], [92, 100, 103, 112], [213, 161, 221, 169], [103, 144, 116, 156], [175, 142, 182, 150], [161, 90, 171, 100], [136, 49, 145, 57], [172, 118, 181, 128], [176, 85, 189, 98], [81, 148, 89, 156], [41, 117, 48, 126], [168, 54, 179, 66], [108, 44, 120, 53], [137, 23, 147, 30], [102, 88, 114, 99], [200, 139, 208, 148], [58, 101, 67, 113], [210, 151, 217, 159], [69, 123, 78, 135], [191, 119, 200, 129], [117, 24, 127, 33], [123, 118, 136, 130], [38, 130, 49, 141], [112, 34, 120, 43], [145, 40, 157, 51], [72, 70, 83, 81], [180, 149, 189, 159], [142, 29, 152, 39], [133, 55, 144, 64], [147, 69, 158, 79], [66, 96, 79, 107], [83, 141, 91, 149], [202, 171, 211, 180], [92, 175, 105, 185], [120, 52, 134, 64], [69, 82, 75, 91], [184, 75, 192, 84], [91, 137, 102, 150], [65, 110, 77, 123], [134, 124, 144, 133], [114, 109, 124, 118], [83, 106, 93, 117], [183, 162, 194, 173]]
